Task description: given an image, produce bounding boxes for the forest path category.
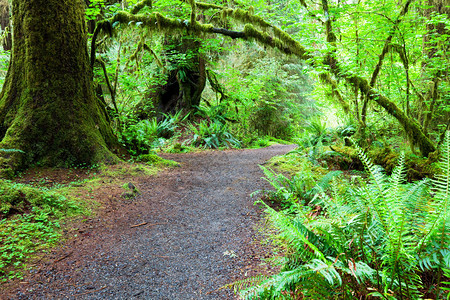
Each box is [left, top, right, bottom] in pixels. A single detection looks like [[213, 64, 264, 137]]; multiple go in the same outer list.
[[3, 144, 295, 300]]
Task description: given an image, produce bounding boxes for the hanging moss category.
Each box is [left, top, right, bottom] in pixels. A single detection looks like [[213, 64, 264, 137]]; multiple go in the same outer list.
[[243, 24, 309, 59], [90, 20, 114, 67]]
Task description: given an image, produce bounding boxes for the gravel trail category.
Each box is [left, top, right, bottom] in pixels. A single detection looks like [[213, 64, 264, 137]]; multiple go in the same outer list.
[[3, 145, 295, 299]]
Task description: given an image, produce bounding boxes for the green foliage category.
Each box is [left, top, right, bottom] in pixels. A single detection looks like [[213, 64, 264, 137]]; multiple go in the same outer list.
[[156, 111, 188, 138], [194, 104, 235, 125], [206, 47, 316, 144], [119, 118, 158, 155], [255, 165, 341, 209], [237, 131, 450, 299], [118, 111, 188, 154], [188, 120, 241, 149], [0, 47, 9, 87], [0, 181, 83, 281], [137, 153, 179, 167], [85, 0, 106, 20]]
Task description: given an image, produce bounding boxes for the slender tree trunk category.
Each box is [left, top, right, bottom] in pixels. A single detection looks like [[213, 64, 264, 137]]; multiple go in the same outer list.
[[0, 0, 11, 51], [0, 0, 119, 174]]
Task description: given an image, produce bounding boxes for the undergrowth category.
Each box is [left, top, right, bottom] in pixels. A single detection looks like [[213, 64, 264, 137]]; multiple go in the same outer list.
[[0, 181, 84, 282], [232, 131, 450, 299]]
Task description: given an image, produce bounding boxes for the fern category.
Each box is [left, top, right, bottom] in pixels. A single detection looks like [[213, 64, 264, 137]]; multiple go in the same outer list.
[[236, 131, 450, 299], [415, 131, 450, 275]]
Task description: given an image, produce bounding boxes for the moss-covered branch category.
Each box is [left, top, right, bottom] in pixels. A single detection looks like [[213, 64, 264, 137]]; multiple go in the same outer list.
[[195, 1, 222, 10], [361, 0, 413, 124], [319, 73, 350, 114], [94, 11, 310, 60], [90, 20, 113, 68], [369, 0, 412, 87], [131, 0, 152, 14], [346, 74, 436, 156], [315, 0, 434, 156]]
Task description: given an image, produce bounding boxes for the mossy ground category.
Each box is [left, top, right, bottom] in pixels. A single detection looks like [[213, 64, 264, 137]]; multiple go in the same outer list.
[[267, 142, 439, 185], [0, 159, 178, 282], [0, 181, 85, 282], [137, 153, 180, 167]]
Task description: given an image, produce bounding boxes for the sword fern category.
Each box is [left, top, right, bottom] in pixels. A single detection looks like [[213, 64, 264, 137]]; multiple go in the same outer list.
[[235, 131, 450, 299]]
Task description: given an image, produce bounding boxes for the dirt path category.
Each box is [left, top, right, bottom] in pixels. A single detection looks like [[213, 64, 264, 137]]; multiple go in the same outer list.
[[2, 145, 295, 300]]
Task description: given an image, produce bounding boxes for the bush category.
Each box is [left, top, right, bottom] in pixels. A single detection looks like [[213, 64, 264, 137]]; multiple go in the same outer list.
[[119, 118, 158, 155], [188, 120, 241, 149], [235, 131, 450, 299]]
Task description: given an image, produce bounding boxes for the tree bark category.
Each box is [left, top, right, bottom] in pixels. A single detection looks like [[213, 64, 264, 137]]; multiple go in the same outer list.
[[0, 0, 119, 173], [0, 0, 11, 51], [144, 36, 206, 118]]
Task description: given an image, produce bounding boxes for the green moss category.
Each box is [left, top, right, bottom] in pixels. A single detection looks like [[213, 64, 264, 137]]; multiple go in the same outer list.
[[195, 1, 222, 10], [0, 179, 85, 281], [267, 152, 320, 175], [138, 154, 180, 167], [131, 0, 153, 14], [0, 0, 120, 173], [368, 147, 437, 181], [166, 143, 193, 153], [97, 163, 158, 178], [121, 182, 141, 199], [0, 180, 81, 218]]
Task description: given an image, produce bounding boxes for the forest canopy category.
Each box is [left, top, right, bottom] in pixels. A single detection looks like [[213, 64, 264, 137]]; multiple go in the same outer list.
[[0, 0, 448, 168]]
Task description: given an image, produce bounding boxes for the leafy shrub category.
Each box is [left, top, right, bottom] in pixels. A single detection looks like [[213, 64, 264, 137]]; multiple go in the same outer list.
[[235, 131, 450, 299], [194, 104, 235, 125], [255, 165, 341, 209], [119, 111, 187, 154], [119, 118, 158, 155], [188, 120, 241, 149], [157, 111, 188, 139]]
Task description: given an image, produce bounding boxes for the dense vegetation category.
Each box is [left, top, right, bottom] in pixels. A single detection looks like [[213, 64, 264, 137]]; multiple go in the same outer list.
[[0, 0, 449, 298]]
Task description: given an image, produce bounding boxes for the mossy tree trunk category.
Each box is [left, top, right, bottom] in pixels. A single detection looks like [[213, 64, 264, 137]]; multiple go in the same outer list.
[[0, 0, 119, 173], [156, 36, 206, 117], [135, 35, 206, 119]]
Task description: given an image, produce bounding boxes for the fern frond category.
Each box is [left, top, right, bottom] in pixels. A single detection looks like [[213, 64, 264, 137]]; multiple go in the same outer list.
[[239, 267, 334, 299], [221, 275, 268, 295], [417, 131, 450, 253], [352, 141, 392, 238], [259, 200, 326, 261]]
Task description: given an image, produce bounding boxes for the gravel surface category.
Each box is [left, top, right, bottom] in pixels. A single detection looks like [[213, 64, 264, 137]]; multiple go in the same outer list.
[[2, 145, 295, 300]]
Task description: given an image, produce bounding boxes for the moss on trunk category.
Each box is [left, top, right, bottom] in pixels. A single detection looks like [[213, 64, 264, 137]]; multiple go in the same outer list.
[[0, 0, 119, 174]]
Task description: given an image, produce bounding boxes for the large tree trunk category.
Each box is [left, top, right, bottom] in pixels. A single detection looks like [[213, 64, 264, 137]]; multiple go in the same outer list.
[[0, 0, 119, 174], [134, 36, 206, 120], [157, 36, 206, 117]]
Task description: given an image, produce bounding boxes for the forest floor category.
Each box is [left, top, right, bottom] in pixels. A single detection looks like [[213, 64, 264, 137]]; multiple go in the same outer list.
[[1, 144, 296, 299]]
